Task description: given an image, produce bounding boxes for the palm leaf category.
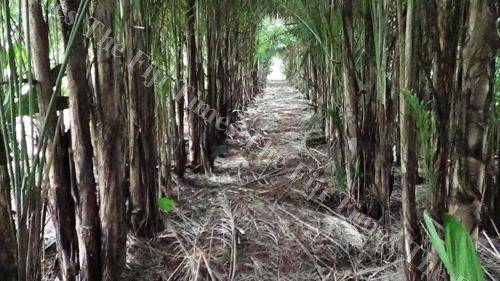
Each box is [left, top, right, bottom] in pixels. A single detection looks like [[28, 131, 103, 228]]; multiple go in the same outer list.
[[424, 210, 485, 281], [443, 214, 484, 281], [158, 197, 176, 213], [423, 210, 453, 272]]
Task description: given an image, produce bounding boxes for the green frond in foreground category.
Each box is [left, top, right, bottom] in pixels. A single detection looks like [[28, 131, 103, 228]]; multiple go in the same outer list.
[[424, 210, 484, 281]]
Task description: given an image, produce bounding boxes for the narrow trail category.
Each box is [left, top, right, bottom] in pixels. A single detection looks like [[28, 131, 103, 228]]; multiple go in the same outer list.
[[124, 80, 401, 281], [213, 80, 312, 186]]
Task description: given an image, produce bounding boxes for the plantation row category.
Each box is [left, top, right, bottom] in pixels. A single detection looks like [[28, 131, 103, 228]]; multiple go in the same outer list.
[[281, 1, 498, 280], [0, 0, 498, 280]]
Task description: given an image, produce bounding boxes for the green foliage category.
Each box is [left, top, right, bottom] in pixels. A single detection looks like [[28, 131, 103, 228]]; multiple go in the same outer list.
[[325, 105, 342, 129], [444, 215, 484, 281], [424, 210, 452, 270], [423, 210, 484, 281], [255, 17, 292, 73], [158, 197, 176, 213], [354, 159, 361, 179], [305, 112, 322, 130], [403, 90, 437, 196]]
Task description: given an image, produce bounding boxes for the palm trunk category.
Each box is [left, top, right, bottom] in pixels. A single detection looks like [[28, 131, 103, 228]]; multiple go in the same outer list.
[[47, 129, 77, 281], [426, 0, 464, 226], [174, 27, 186, 178], [197, 18, 211, 175], [24, 0, 73, 279], [59, 0, 102, 279], [216, 34, 228, 145], [492, 133, 500, 229], [340, 0, 361, 200], [206, 5, 217, 167], [0, 137, 17, 281], [371, 0, 393, 227], [92, 1, 127, 279], [399, 0, 422, 280], [362, 0, 377, 215], [25, 196, 42, 281], [125, 0, 158, 237], [449, 0, 496, 238], [187, 0, 200, 169], [494, 143, 500, 228], [423, 1, 463, 277]]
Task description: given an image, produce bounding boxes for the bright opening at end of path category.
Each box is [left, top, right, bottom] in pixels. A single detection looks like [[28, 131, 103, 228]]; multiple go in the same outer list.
[[268, 57, 286, 81]]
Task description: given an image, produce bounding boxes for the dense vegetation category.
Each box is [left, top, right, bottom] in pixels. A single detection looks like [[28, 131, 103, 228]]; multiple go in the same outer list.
[[0, 0, 498, 280]]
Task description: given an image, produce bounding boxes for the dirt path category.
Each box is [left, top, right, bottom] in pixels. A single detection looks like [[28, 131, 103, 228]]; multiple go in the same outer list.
[[212, 80, 313, 186], [124, 80, 401, 281]]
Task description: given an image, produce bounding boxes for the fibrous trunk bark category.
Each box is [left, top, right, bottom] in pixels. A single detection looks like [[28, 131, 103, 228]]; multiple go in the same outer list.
[[25, 0, 74, 279], [427, 0, 464, 225], [340, 0, 361, 200], [187, 0, 200, 169], [92, 1, 127, 279], [174, 27, 186, 178], [197, 17, 210, 175], [0, 137, 17, 281], [362, 0, 377, 216], [125, 0, 158, 237], [399, 0, 422, 280], [205, 4, 217, 167], [449, 0, 497, 238], [59, 0, 102, 279], [371, 0, 393, 228]]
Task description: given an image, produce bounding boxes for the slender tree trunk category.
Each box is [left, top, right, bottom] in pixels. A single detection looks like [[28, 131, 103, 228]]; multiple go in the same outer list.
[[362, 0, 377, 214], [449, 0, 497, 238], [197, 15, 210, 175], [1, 2, 25, 278], [399, 0, 422, 280], [92, 1, 127, 279], [25, 195, 42, 281], [427, 0, 463, 225], [174, 28, 186, 178], [206, 4, 217, 167], [25, 0, 73, 279], [481, 59, 498, 233], [216, 41, 227, 145], [125, 0, 158, 237], [187, 0, 200, 169], [421, 1, 464, 277], [59, 0, 102, 279], [371, 0, 392, 227], [340, 0, 361, 200], [0, 137, 17, 281], [483, 120, 500, 233], [221, 29, 230, 129], [494, 143, 500, 228], [47, 129, 77, 281], [490, 124, 500, 229]]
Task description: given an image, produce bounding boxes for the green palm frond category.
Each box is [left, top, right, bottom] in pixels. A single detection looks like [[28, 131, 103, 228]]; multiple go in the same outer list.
[[424, 211, 484, 281]]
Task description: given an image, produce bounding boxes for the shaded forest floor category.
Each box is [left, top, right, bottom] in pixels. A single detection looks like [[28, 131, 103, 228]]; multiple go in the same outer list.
[[44, 80, 499, 280], [123, 80, 407, 280], [123, 80, 500, 280]]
